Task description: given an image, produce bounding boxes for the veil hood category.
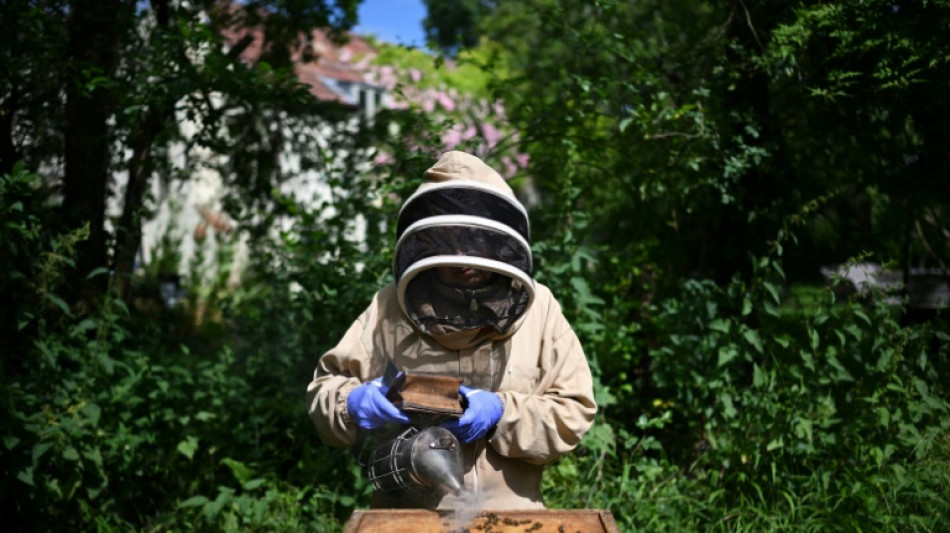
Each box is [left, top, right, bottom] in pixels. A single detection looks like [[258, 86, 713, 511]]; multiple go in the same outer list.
[[393, 151, 535, 340]]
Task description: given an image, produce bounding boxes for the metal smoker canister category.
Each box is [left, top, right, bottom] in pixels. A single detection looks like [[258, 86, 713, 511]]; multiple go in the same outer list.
[[367, 426, 464, 498]]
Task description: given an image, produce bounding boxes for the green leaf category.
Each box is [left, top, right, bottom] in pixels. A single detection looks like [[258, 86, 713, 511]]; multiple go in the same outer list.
[[70, 318, 98, 336], [82, 447, 103, 468], [808, 327, 820, 350], [62, 446, 80, 462], [827, 354, 854, 381], [742, 328, 763, 353], [178, 495, 210, 508], [800, 350, 815, 371], [195, 411, 216, 422], [223, 457, 253, 484], [717, 345, 739, 366], [742, 297, 752, 316], [45, 293, 74, 317], [875, 349, 894, 371], [85, 267, 110, 280], [854, 309, 871, 326], [32, 442, 53, 463], [177, 436, 199, 460], [17, 467, 35, 487], [762, 281, 780, 305], [876, 407, 891, 428], [204, 488, 234, 519], [720, 393, 737, 419], [81, 402, 101, 426], [243, 478, 266, 491], [753, 364, 767, 388], [17, 311, 35, 331]]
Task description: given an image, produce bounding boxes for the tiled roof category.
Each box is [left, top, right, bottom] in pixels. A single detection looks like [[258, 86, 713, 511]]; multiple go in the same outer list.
[[222, 21, 380, 107]]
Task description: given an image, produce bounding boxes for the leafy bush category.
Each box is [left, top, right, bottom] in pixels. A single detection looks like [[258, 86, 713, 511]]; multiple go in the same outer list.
[[0, 164, 363, 530], [541, 243, 950, 531]]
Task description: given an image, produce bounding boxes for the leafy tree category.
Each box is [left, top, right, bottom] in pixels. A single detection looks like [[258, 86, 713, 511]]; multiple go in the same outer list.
[[1, 0, 361, 303], [421, 0, 494, 54], [443, 0, 950, 283], [764, 0, 950, 273], [424, 1, 950, 529], [365, 38, 528, 179]]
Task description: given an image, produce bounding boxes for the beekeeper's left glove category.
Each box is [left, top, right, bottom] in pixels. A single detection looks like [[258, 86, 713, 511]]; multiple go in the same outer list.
[[441, 385, 504, 443]]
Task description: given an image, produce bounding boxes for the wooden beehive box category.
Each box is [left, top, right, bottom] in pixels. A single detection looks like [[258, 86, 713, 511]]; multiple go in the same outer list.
[[342, 509, 620, 533]]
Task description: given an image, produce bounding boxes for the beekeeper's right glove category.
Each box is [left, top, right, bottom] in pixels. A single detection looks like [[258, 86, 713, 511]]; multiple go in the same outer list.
[[346, 378, 410, 430]]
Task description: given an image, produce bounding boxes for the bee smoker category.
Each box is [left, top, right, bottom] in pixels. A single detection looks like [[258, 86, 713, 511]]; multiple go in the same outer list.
[[361, 371, 466, 499], [365, 425, 464, 498]]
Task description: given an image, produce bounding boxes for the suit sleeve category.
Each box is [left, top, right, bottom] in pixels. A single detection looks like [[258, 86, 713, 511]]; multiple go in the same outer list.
[[488, 295, 597, 465], [306, 300, 377, 448]]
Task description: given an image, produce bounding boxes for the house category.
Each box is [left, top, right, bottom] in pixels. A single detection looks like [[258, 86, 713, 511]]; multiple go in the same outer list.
[[132, 25, 392, 297]]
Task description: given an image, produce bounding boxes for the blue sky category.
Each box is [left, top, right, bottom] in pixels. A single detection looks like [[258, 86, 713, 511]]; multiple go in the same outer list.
[[354, 0, 428, 48]]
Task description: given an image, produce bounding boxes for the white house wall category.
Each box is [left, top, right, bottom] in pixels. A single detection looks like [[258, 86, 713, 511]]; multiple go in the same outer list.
[[125, 97, 377, 289]]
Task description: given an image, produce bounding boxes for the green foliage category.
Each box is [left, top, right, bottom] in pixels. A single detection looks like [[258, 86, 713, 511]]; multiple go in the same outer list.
[[421, 0, 493, 54], [367, 39, 528, 182], [542, 253, 950, 531], [1, 164, 365, 530], [372, 40, 498, 94], [5, 1, 950, 532], [2, 0, 364, 298], [441, 2, 950, 528]]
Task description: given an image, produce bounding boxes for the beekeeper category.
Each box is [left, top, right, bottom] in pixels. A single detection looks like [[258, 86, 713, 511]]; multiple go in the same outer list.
[[307, 151, 597, 509]]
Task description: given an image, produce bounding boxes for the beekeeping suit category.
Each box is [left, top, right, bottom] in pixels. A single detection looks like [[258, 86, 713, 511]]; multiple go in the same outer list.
[[307, 151, 596, 509]]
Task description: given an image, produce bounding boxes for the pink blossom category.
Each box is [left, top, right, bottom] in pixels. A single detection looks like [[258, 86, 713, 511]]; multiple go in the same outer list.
[[515, 153, 530, 168], [374, 152, 394, 165], [471, 99, 489, 120], [442, 128, 463, 149], [502, 156, 517, 178], [435, 91, 455, 111], [409, 68, 422, 83], [492, 101, 506, 117], [377, 65, 397, 88], [481, 123, 502, 149]]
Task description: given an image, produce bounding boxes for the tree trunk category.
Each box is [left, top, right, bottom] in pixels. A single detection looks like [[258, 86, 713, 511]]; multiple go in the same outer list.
[[0, 3, 24, 176], [113, 109, 166, 301], [112, 0, 176, 301], [0, 94, 20, 177], [62, 0, 122, 299]]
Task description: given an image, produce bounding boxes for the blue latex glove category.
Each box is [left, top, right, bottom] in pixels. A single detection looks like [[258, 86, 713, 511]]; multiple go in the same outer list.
[[346, 378, 410, 430], [441, 385, 504, 443]]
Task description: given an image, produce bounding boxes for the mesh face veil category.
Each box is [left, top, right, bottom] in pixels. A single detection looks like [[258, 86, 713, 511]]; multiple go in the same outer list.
[[394, 152, 535, 338]]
